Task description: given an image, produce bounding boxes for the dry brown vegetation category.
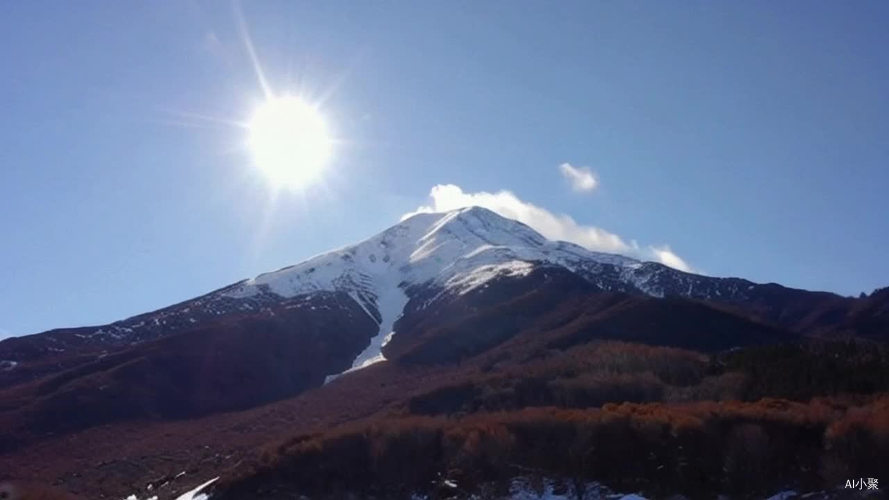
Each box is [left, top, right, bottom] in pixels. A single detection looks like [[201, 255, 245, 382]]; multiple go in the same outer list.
[[216, 395, 889, 499], [203, 338, 889, 498], [2, 310, 888, 499]]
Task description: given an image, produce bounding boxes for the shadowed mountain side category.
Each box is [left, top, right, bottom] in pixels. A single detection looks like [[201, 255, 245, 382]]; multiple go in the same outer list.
[[843, 287, 889, 338], [385, 266, 601, 364], [0, 292, 377, 446], [546, 296, 796, 352], [385, 266, 795, 365], [627, 263, 856, 330]]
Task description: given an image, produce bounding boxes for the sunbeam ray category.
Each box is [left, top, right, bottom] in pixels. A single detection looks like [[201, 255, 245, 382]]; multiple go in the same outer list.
[[158, 108, 248, 129], [233, 0, 272, 99]]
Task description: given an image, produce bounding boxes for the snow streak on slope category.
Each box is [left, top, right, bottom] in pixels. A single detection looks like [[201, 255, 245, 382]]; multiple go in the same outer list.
[[445, 260, 535, 294], [224, 207, 645, 374], [175, 477, 217, 500], [324, 284, 409, 384], [348, 285, 408, 369]]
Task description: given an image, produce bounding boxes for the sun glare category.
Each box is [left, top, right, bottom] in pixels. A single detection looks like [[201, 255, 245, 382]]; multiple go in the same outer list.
[[247, 96, 332, 188]]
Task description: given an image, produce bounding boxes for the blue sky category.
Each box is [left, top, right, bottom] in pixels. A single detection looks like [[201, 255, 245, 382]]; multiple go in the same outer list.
[[1, 1, 887, 337]]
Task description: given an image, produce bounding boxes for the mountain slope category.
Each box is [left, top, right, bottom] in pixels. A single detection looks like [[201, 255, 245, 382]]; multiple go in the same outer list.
[[0, 206, 866, 383], [0, 208, 886, 498], [0, 206, 884, 446]]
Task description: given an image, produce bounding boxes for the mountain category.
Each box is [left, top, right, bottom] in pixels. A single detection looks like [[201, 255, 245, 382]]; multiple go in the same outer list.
[[0, 207, 874, 375], [0, 207, 887, 499], [0, 208, 883, 410]]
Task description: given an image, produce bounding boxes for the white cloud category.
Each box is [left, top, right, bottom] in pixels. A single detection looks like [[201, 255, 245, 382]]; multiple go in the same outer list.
[[404, 184, 694, 272], [650, 245, 693, 273], [559, 163, 598, 192]]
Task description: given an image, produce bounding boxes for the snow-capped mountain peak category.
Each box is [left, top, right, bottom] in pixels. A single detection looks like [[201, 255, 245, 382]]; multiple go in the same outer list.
[[225, 206, 640, 302], [3, 204, 870, 420], [2, 207, 709, 382], [222, 206, 644, 373]]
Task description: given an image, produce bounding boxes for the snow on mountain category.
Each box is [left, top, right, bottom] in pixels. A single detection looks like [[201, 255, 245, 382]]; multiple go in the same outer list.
[[10, 205, 827, 379], [222, 207, 645, 374], [227, 207, 642, 301]]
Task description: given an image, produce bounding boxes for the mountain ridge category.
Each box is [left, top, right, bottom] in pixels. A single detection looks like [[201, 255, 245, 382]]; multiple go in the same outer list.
[[0, 207, 887, 499], [0, 206, 881, 389]]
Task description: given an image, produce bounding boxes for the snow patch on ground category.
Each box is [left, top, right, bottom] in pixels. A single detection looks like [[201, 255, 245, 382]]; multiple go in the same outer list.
[[122, 476, 217, 500], [507, 477, 646, 499]]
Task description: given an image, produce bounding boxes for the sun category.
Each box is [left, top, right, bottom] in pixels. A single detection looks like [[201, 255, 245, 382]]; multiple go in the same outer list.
[[247, 95, 333, 188]]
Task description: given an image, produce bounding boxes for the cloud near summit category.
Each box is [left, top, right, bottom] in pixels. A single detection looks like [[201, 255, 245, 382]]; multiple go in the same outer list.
[[559, 163, 598, 192], [403, 184, 693, 272]]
